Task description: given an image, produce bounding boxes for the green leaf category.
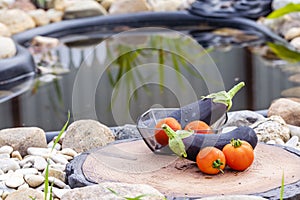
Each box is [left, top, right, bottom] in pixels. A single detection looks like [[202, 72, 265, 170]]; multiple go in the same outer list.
[[267, 42, 300, 63], [51, 111, 70, 152], [267, 3, 300, 19], [280, 171, 284, 200]]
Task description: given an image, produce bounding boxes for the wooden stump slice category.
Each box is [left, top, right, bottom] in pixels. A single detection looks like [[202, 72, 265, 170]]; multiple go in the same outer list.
[[73, 139, 300, 199]]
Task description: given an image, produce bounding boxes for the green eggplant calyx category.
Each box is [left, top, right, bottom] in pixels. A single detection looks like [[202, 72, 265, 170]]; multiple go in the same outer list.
[[161, 124, 192, 158], [202, 82, 245, 111]]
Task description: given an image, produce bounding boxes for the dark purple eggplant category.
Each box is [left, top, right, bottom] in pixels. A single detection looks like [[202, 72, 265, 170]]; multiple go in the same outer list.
[[168, 82, 245, 128], [183, 126, 257, 161], [162, 124, 257, 162]]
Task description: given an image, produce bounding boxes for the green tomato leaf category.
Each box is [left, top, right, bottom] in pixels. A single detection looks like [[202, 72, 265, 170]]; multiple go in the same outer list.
[[267, 3, 300, 19]]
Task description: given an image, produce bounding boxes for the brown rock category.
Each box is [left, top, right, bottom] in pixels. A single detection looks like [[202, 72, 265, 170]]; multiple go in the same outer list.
[[6, 188, 43, 200], [0, 9, 35, 34], [281, 86, 300, 98], [9, 0, 36, 11], [109, 0, 151, 14], [62, 120, 115, 153], [268, 98, 300, 126], [0, 127, 47, 156], [61, 182, 164, 200]]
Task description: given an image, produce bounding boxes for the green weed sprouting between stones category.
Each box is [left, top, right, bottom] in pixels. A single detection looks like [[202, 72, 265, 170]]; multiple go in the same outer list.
[[107, 188, 167, 200], [280, 171, 284, 200]]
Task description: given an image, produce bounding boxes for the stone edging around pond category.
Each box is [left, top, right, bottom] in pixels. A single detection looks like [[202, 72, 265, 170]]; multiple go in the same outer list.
[[0, 10, 289, 89]]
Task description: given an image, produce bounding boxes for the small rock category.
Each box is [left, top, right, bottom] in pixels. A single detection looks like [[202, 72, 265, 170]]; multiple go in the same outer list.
[[109, 0, 151, 15], [0, 9, 35, 34], [31, 36, 60, 50], [149, 0, 182, 11], [27, 148, 53, 158], [0, 146, 13, 155], [0, 154, 9, 159], [47, 141, 62, 150], [64, 0, 107, 19], [0, 37, 16, 59], [47, 167, 65, 182], [201, 195, 267, 200], [5, 173, 24, 188], [11, 151, 22, 161], [18, 183, 29, 190], [275, 138, 285, 145], [49, 163, 66, 171], [54, 0, 65, 11], [288, 124, 300, 138], [60, 148, 77, 157], [48, 176, 66, 189], [0, 127, 47, 156], [284, 27, 300, 40], [33, 156, 48, 171], [0, 23, 11, 37], [28, 9, 50, 26], [225, 110, 265, 128], [288, 73, 300, 84], [290, 37, 300, 50], [101, 0, 115, 10], [266, 140, 276, 145], [8, 0, 36, 11], [5, 188, 43, 200], [0, 159, 20, 173], [251, 115, 291, 143], [61, 182, 164, 200], [62, 120, 115, 153], [46, 9, 63, 23], [24, 174, 44, 188], [268, 98, 300, 126], [22, 162, 33, 169], [50, 154, 68, 165], [285, 136, 299, 148], [15, 168, 38, 175], [52, 187, 70, 199]]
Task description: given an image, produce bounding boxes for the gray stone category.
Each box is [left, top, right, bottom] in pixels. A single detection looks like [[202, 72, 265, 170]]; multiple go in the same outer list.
[[0, 159, 20, 173], [251, 115, 291, 143], [28, 9, 50, 26], [24, 174, 44, 188], [5, 188, 43, 200], [64, 0, 107, 19], [0, 127, 47, 156], [61, 182, 165, 200], [62, 120, 115, 153], [268, 98, 300, 126], [15, 168, 38, 175], [11, 151, 22, 161], [0, 9, 35, 34], [225, 110, 265, 128], [291, 37, 300, 50], [5, 172, 24, 188], [0, 37, 16, 59], [109, 0, 151, 14], [200, 195, 267, 200], [0, 146, 13, 155]]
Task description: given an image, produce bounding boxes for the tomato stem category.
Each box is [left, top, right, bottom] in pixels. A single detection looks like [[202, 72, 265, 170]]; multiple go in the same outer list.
[[212, 159, 224, 174], [230, 138, 242, 148]]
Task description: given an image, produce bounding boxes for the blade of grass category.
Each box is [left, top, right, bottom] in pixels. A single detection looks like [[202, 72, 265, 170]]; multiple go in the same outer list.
[[280, 171, 284, 200], [44, 160, 49, 200], [51, 111, 70, 152], [267, 3, 300, 19]]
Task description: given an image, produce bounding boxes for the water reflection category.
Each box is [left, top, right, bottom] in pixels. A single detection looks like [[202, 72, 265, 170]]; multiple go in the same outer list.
[[0, 29, 299, 131]]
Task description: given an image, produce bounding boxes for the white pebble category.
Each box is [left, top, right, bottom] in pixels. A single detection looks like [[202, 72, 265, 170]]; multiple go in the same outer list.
[[33, 156, 48, 171], [275, 138, 285, 145], [18, 183, 29, 190], [48, 176, 66, 189], [5, 172, 24, 188], [266, 140, 276, 145], [0, 154, 9, 159], [50, 154, 68, 165], [24, 174, 45, 188], [15, 168, 38, 175], [22, 162, 33, 169], [0, 146, 13, 155], [285, 136, 299, 148], [60, 148, 78, 157]]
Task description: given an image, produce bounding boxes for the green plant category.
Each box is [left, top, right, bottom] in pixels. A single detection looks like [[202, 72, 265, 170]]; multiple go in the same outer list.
[[280, 171, 284, 200], [43, 111, 70, 200], [267, 3, 300, 19], [107, 188, 167, 200]]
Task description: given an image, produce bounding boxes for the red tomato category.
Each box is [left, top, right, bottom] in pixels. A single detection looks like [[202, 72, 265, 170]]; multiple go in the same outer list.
[[184, 120, 212, 134], [154, 117, 181, 146], [196, 147, 226, 175], [222, 139, 254, 171]]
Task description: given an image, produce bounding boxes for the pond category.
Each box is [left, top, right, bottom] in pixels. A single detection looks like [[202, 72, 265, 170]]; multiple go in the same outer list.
[[0, 27, 298, 131]]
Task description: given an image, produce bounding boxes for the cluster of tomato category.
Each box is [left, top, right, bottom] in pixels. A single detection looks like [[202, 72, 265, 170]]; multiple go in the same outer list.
[[154, 117, 255, 175]]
